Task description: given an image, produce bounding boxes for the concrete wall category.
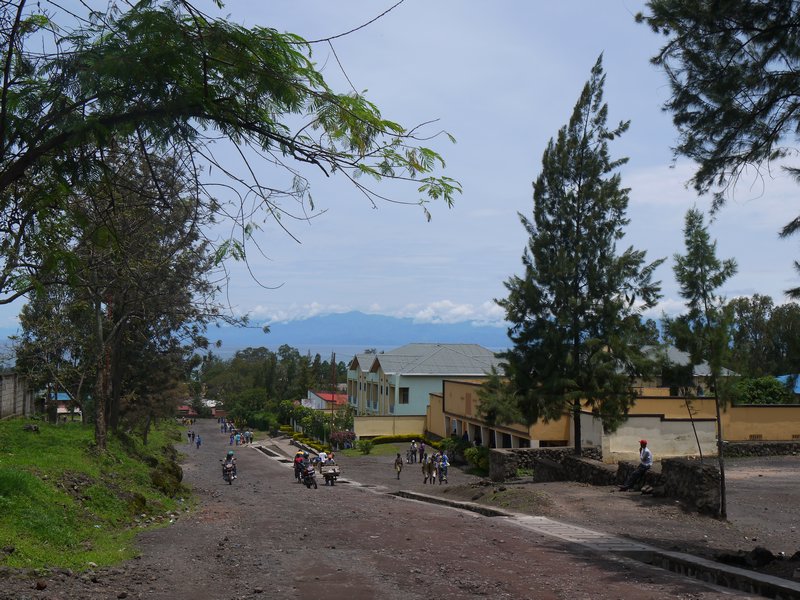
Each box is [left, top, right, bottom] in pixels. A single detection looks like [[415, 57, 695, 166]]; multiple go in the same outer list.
[[574, 411, 603, 451], [603, 413, 718, 463], [0, 373, 33, 419], [353, 415, 426, 438]]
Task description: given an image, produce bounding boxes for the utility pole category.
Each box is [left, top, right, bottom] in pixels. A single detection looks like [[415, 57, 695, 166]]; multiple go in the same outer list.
[[330, 352, 336, 439]]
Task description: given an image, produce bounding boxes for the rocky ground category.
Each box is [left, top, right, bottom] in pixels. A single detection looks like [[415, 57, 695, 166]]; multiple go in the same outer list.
[[338, 441, 800, 581], [1, 419, 797, 599]]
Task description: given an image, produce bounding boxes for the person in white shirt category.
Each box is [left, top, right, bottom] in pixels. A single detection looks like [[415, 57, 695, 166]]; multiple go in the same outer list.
[[619, 439, 653, 491]]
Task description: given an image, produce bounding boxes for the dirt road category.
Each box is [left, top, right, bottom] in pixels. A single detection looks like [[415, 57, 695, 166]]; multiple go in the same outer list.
[[1, 418, 767, 599]]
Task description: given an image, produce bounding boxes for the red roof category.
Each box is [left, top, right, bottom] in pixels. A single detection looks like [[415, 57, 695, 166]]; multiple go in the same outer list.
[[315, 392, 348, 406]]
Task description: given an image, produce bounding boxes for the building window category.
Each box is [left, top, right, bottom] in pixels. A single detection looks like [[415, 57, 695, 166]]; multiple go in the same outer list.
[[399, 387, 409, 404]]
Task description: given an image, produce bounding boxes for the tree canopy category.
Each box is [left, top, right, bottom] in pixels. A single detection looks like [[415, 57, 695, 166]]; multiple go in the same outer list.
[[638, 0, 800, 295], [0, 0, 459, 305], [5, 0, 458, 449], [495, 56, 664, 454]]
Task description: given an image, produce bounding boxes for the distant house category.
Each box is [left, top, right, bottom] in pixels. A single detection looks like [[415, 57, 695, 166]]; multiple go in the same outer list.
[[177, 404, 198, 417], [48, 391, 82, 422], [302, 390, 348, 411], [347, 343, 504, 417]]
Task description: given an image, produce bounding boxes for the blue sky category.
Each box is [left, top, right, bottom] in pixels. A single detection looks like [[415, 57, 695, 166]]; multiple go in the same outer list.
[[1, 0, 797, 333]]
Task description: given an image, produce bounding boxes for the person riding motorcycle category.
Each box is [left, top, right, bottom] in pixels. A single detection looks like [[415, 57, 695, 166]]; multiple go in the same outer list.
[[222, 449, 237, 478]]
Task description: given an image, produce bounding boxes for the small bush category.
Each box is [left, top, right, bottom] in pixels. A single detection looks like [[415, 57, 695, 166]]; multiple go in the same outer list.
[[356, 439, 374, 455], [464, 446, 490, 471]]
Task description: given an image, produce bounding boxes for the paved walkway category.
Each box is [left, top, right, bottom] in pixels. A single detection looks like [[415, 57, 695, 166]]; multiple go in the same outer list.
[[256, 435, 800, 600]]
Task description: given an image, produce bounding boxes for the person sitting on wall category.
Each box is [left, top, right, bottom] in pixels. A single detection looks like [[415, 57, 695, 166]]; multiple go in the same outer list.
[[619, 439, 653, 491]]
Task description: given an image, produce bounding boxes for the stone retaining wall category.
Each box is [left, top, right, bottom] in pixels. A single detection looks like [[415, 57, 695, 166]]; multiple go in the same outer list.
[[661, 457, 720, 515], [488, 447, 602, 482], [723, 441, 800, 457], [491, 447, 722, 515]]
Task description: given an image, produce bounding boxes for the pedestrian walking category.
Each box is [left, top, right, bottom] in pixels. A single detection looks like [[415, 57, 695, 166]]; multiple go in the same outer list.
[[195, 434, 202, 449], [418, 441, 425, 463], [423, 453, 436, 484], [394, 453, 403, 480], [410, 440, 418, 463]]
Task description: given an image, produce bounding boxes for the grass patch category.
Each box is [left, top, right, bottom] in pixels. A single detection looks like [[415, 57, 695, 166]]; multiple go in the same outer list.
[[0, 418, 188, 570], [339, 442, 406, 458]]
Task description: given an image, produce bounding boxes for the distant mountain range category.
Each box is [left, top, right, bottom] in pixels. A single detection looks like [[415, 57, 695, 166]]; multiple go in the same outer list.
[[0, 311, 511, 363], [209, 311, 510, 357]]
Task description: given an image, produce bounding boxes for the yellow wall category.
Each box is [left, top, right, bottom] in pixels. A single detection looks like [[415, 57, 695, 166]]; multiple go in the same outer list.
[[354, 415, 426, 438], [630, 395, 718, 419], [430, 379, 800, 448], [428, 393, 445, 438], [723, 405, 800, 441], [434, 380, 570, 444]]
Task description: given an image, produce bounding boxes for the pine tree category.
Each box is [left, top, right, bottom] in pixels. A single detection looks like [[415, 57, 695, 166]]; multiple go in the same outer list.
[[497, 56, 664, 455], [666, 207, 737, 517]]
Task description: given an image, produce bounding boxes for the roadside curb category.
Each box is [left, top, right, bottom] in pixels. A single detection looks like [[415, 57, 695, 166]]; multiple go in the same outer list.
[[394, 490, 800, 600]]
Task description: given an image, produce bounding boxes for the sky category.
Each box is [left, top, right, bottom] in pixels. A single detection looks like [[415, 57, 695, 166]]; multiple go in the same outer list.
[[1, 0, 798, 334]]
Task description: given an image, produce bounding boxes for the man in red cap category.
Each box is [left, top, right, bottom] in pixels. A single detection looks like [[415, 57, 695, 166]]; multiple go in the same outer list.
[[619, 439, 653, 491]]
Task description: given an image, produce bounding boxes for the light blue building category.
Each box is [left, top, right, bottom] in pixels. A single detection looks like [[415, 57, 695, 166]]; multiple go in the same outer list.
[[347, 343, 504, 417]]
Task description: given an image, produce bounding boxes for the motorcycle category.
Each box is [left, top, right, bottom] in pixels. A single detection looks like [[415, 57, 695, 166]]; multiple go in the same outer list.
[[302, 464, 318, 489], [221, 459, 236, 485]]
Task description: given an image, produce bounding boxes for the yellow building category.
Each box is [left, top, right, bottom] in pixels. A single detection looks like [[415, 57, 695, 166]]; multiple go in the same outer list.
[[426, 374, 800, 463]]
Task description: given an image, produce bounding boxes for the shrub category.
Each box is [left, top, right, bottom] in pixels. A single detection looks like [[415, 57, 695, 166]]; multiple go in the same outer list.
[[329, 430, 355, 448], [356, 439, 374, 455], [464, 446, 490, 471]]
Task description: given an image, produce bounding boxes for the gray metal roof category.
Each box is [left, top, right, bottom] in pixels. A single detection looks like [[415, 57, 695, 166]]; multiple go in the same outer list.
[[643, 345, 737, 377], [367, 343, 504, 377]]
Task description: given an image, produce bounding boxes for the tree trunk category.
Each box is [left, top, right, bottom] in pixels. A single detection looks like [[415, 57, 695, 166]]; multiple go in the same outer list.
[[109, 338, 124, 431], [572, 398, 582, 456], [714, 393, 727, 518], [684, 395, 703, 462], [142, 412, 152, 446], [94, 356, 109, 451], [93, 299, 111, 451]]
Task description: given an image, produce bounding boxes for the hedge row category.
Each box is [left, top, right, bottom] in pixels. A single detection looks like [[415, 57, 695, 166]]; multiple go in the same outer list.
[[370, 433, 440, 449]]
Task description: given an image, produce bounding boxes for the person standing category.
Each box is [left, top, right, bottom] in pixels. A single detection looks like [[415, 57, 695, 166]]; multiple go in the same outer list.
[[394, 453, 403, 480], [410, 440, 418, 463], [619, 440, 653, 491], [438, 450, 449, 484], [418, 441, 425, 463], [195, 434, 202, 449]]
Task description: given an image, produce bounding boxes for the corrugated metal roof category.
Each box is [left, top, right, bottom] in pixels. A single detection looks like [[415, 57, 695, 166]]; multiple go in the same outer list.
[[643, 345, 737, 377], [369, 343, 503, 376]]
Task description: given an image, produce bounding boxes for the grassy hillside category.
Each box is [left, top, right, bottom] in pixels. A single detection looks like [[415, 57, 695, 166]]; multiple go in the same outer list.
[[0, 417, 189, 570]]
